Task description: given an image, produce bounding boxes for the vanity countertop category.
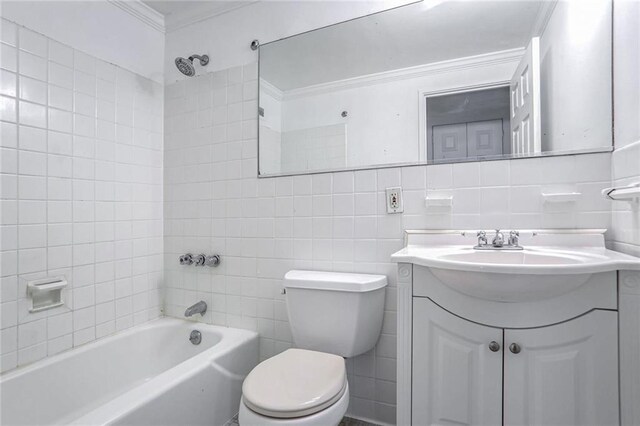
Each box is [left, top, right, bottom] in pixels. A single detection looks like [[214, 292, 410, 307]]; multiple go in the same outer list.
[[391, 229, 640, 275]]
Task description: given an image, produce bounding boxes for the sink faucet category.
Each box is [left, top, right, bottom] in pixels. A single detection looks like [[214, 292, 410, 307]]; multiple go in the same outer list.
[[508, 230, 520, 247], [474, 230, 523, 250], [476, 230, 488, 247], [185, 300, 207, 317], [492, 230, 504, 247]]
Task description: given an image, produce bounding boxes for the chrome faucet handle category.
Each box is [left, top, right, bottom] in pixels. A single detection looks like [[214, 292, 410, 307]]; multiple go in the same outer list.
[[179, 253, 194, 265], [193, 254, 206, 266], [205, 255, 221, 267], [508, 230, 520, 246], [492, 229, 504, 247], [476, 230, 488, 246]]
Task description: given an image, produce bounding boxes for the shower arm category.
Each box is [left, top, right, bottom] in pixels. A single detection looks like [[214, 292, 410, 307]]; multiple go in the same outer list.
[[188, 55, 209, 65]]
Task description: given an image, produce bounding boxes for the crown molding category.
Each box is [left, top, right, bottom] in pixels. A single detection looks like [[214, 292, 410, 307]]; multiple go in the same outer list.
[[276, 48, 524, 101], [260, 78, 284, 102], [108, 0, 165, 33], [165, 1, 259, 32], [530, 0, 557, 40]]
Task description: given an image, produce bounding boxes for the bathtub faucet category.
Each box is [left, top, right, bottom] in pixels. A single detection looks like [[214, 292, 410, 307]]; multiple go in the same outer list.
[[185, 301, 207, 317]]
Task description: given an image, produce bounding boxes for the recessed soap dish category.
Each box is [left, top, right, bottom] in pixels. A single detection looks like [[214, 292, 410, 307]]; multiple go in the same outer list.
[[27, 277, 67, 313], [541, 192, 582, 203], [425, 194, 453, 207]]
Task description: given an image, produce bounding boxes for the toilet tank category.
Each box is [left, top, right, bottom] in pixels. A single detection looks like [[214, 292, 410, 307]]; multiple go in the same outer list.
[[284, 270, 387, 358]]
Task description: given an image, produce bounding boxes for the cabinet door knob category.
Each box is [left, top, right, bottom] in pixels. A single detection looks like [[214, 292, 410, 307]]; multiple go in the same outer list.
[[509, 343, 521, 354], [489, 341, 500, 352]]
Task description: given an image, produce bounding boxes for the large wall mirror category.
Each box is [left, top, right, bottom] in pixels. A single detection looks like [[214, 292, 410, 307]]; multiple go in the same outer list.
[[258, 0, 612, 176]]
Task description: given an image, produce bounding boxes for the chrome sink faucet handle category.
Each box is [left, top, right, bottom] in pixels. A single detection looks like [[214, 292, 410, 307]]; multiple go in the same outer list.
[[476, 230, 488, 247], [492, 230, 504, 247], [508, 230, 520, 247]]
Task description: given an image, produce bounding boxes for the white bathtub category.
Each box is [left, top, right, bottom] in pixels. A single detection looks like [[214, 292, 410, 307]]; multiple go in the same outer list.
[[0, 318, 259, 426]]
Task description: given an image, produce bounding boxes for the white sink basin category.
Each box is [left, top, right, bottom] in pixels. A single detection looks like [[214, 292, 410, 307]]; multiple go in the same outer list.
[[438, 249, 594, 266], [391, 230, 640, 302], [426, 247, 609, 302]]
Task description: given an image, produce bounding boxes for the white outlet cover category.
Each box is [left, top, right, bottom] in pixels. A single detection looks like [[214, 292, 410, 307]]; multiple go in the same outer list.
[[386, 187, 404, 214]]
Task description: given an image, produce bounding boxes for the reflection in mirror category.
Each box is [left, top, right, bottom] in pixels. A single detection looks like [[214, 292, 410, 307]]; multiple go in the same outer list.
[[258, 0, 612, 176], [426, 86, 511, 162]]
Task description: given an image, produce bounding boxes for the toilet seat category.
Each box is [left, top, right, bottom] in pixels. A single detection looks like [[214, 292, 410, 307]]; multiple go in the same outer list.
[[239, 382, 349, 426], [242, 348, 346, 418]]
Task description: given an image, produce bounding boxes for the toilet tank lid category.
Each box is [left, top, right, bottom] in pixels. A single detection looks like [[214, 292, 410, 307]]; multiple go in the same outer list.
[[284, 270, 387, 292]]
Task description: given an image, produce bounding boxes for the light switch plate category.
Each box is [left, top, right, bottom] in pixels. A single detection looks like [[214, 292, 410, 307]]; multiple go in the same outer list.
[[386, 187, 404, 213]]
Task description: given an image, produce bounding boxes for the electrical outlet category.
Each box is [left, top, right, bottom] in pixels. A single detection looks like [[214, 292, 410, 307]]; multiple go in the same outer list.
[[386, 187, 404, 214]]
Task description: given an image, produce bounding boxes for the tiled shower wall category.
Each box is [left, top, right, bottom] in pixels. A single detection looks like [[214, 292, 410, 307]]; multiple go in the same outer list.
[[163, 63, 613, 424], [0, 20, 164, 372]]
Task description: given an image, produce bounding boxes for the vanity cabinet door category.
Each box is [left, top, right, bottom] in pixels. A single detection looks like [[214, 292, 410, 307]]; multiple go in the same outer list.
[[504, 310, 619, 426], [412, 298, 503, 426]]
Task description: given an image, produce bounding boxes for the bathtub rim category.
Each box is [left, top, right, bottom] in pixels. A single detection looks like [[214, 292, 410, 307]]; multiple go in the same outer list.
[[1, 317, 259, 425], [0, 317, 257, 381]]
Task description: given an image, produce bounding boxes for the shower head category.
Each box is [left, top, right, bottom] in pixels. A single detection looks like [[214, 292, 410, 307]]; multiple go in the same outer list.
[[175, 54, 209, 77]]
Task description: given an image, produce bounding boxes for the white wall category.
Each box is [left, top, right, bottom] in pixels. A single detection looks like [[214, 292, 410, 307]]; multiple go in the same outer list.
[[259, 88, 282, 172], [276, 56, 517, 171], [613, 0, 640, 152], [0, 1, 165, 83], [0, 17, 164, 372], [610, 0, 640, 257], [281, 123, 347, 172], [539, 0, 612, 153], [612, 4, 640, 425], [164, 0, 413, 84]]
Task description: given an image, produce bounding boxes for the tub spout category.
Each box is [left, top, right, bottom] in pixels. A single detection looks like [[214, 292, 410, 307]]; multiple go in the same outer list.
[[185, 301, 207, 317]]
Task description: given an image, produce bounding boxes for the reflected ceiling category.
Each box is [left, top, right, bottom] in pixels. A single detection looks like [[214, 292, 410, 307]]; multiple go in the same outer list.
[[261, 1, 542, 91]]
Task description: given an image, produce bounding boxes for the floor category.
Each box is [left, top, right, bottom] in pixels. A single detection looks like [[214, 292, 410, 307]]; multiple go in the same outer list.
[[339, 416, 379, 426], [226, 414, 379, 426]]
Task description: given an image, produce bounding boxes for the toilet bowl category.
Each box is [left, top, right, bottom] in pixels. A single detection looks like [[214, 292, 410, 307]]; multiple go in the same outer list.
[[238, 270, 387, 426], [239, 349, 349, 426]]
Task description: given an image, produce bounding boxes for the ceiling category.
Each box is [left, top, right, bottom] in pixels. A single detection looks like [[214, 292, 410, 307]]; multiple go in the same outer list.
[[261, 0, 544, 91], [141, 0, 256, 31]]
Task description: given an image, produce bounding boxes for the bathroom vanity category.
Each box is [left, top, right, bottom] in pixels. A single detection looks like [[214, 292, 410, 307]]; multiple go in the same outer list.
[[392, 230, 640, 426]]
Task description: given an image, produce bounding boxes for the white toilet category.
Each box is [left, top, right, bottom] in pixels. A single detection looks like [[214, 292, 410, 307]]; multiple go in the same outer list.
[[238, 270, 387, 426]]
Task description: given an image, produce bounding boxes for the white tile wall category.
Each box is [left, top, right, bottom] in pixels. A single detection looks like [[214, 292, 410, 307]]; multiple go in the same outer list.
[[163, 62, 612, 425], [610, 140, 640, 257], [0, 19, 164, 373], [610, 0, 640, 258], [280, 123, 346, 173]]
